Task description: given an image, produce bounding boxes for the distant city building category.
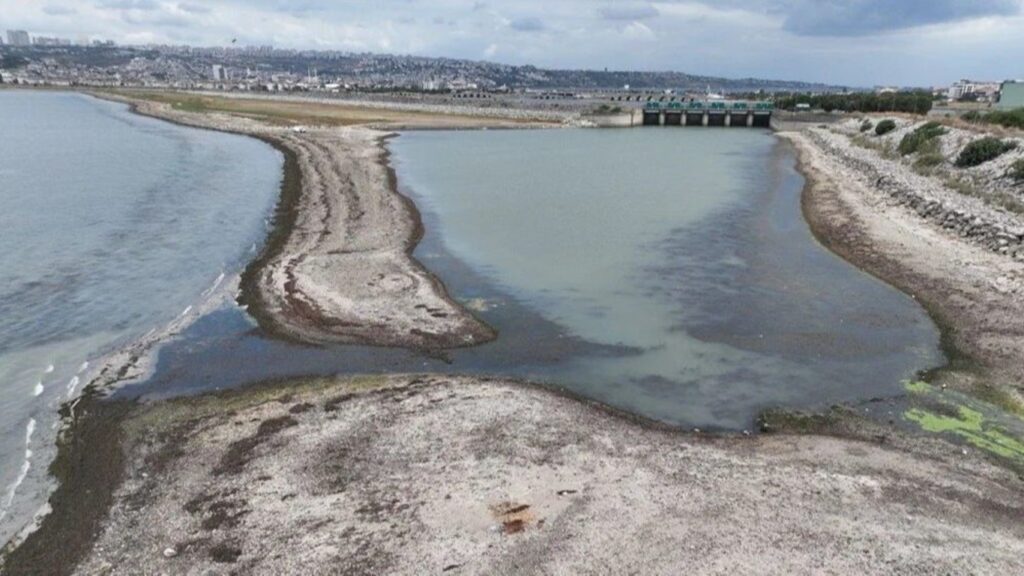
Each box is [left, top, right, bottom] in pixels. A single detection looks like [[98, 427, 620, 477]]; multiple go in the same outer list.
[[998, 81, 1024, 110], [33, 36, 72, 47], [947, 79, 1000, 102], [6, 30, 30, 46], [211, 64, 227, 81]]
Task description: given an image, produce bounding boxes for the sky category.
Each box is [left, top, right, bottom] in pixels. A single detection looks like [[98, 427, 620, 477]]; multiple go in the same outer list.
[[2, 0, 1023, 87]]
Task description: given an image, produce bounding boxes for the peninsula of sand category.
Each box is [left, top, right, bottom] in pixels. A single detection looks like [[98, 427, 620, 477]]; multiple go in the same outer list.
[[3, 92, 1024, 575], [100, 93, 516, 350]]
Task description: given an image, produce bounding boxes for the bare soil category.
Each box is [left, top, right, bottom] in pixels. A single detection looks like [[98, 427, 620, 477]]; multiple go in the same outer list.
[[48, 376, 1024, 576]]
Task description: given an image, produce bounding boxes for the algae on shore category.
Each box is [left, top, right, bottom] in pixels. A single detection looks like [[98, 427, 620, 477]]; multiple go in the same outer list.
[[904, 380, 1024, 465]]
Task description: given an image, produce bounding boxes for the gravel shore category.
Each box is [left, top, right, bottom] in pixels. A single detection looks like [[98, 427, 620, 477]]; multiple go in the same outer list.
[[782, 125, 1024, 408]]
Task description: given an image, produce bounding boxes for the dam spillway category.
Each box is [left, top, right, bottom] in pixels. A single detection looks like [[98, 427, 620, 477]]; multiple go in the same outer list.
[[639, 101, 772, 128]]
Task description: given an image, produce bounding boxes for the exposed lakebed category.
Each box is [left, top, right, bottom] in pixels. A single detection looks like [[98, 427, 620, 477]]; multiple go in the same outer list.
[[124, 128, 943, 432]]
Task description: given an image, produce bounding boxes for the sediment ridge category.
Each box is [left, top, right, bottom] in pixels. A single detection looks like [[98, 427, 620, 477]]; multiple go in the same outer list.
[[102, 94, 496, 350]]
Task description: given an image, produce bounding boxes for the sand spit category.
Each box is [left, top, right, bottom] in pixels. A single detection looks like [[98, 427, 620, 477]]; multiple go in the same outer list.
[[15, 375, 1015, 576], [782, 128, 1024, 403], [102, 95, 496, 350]]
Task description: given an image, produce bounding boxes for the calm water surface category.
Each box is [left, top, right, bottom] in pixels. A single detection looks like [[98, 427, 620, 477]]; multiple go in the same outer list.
[[127, 128, 942, 433], [0, 91, 281, 544], [0, 104, 943, 546]]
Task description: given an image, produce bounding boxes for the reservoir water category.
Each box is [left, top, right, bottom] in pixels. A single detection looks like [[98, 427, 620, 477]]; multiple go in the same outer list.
[[0, 91, 282, 544], [0, 99, 943, 546], [126, 128, 942, 433]]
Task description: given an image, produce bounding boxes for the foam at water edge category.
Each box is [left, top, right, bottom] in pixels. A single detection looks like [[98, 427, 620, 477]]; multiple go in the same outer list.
[[2, 458, 31, 510], [66, 376, 80, 399], [201, 272, 226, 298]]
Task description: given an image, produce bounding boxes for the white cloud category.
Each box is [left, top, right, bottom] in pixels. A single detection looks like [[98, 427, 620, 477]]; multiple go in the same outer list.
[[622, 21, 656, 41], [0, 0, 1020, 86]]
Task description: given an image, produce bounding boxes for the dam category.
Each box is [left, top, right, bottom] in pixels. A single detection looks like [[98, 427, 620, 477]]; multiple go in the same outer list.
[[638, 100, 773, 128]]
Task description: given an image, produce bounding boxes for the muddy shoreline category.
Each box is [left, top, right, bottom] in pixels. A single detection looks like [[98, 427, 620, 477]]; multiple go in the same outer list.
[[781, 128, 1024, 410]]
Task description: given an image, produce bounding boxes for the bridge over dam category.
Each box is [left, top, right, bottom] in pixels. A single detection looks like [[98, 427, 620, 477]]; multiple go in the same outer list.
[[631, 101, 773, 128]]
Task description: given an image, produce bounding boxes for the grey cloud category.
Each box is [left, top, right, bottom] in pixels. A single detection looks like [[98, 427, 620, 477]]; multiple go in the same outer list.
[[178, 2, 210, 14], [509, 16, 545, 31], [599, 3, 659, 21], [42, 4, 77, 15], [97, 0, 159, 10], [770, 0, 1022, 36]]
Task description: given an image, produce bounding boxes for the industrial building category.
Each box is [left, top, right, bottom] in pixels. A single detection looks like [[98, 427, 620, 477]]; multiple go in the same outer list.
[[998, 81, 1024, 110]]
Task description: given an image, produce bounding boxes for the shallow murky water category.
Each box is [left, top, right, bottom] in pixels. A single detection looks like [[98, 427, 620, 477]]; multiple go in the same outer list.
[[0, 92, 281, 544], [126, 128, 942, 435]]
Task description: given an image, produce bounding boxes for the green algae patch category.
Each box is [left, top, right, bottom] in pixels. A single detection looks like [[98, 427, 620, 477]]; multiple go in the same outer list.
[[902, 379, 1024, 466], [904, 380, 931, 395], [905, 407, 1024, 461]]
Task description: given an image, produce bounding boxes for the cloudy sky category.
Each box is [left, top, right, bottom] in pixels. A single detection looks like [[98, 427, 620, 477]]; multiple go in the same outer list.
[[2, 0, 1023, 87]]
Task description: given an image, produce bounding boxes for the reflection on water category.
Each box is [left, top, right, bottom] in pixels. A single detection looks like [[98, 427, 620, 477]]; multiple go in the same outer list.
[[129, 128, 941, 435]]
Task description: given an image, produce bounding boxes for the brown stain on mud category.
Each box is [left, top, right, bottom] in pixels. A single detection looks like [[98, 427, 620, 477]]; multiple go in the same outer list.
[[490, 501, 536, 534]]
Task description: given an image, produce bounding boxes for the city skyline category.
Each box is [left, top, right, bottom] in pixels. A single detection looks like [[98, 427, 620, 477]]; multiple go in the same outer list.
[[1, 1, 1023, 87]]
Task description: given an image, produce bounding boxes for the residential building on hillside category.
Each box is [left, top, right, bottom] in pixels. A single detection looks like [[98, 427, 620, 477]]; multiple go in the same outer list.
[[947, 79, 1000, 102], [6, 30, 30, 46]]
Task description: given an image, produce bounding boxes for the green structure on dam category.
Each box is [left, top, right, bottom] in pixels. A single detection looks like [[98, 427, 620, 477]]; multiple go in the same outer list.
[[641, 100, 773, 127]]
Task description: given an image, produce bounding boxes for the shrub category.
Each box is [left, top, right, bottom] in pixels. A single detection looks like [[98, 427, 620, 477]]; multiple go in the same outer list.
[[1009, 159, 1024, 182], [978, 108, 1024, 129], [875, 119, 897, 136], [912, 138, 945, 169], [859, 119, 873, 132], [959, 108, 1024, 129], [898, 121, 946, 155], [961, 110, 983, 123], [955, 137, 1018, 168]]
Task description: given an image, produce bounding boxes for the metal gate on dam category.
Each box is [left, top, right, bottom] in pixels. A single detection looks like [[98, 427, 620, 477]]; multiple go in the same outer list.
[[639, 101, 773, 128]]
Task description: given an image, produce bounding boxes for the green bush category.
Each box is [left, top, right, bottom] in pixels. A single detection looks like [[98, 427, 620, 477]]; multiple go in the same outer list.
[[960, 108, 1024, 129], [912, 138, 945, 169], [898, 121, 946, 155], [955, 137, 1018, 168], [1009, 159, 1024, 182], [984, 108, 1024, 129], [961, 110, 983, 123], [859, 119, 873, 132], [875, 119, 897, 136]]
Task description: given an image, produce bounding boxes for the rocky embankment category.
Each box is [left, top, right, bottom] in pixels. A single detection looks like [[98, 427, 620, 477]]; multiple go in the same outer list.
[[783, 122, 1024, 406], [807, 123, 1024, 261]]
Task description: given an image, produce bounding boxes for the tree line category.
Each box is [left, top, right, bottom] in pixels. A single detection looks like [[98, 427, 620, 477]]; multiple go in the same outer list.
[[773, 91, 934, 115]]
